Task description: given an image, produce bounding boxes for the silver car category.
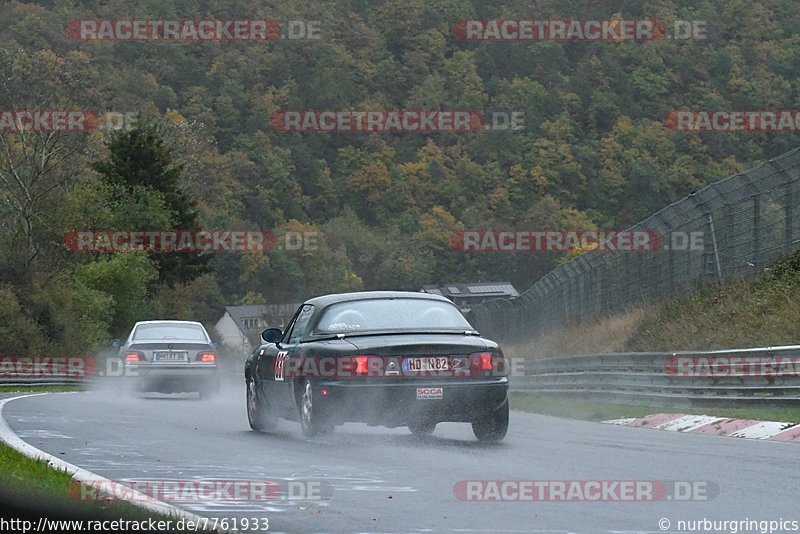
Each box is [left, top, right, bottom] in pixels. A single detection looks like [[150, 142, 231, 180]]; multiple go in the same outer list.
[[115, 320, 220, 398]]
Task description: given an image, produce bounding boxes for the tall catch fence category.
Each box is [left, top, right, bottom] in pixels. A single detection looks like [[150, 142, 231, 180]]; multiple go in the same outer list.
[[468, 147, 800, 345]]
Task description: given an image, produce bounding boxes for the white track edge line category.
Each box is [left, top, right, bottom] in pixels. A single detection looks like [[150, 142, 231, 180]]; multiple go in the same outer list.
[[0, 393, 231, 533]]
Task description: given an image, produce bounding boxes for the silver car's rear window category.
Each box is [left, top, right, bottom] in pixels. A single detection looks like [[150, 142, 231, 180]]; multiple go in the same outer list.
[[133, 324, 208, 341], [315, 298, 471, 333]]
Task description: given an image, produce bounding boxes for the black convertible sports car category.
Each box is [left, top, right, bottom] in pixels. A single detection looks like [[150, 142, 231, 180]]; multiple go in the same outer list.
[[244, 291, 509, 441]]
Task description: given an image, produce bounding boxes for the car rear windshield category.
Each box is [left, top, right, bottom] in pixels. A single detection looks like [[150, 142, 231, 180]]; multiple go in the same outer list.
[[315, 298, 472, 333], [133, 324, 208, 341]]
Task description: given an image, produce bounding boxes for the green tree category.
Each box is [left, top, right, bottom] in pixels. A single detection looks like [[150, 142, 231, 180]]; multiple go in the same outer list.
[[0, 286, 43, 355], [74, 254, 159, 338], [92, 117, 208, 285]]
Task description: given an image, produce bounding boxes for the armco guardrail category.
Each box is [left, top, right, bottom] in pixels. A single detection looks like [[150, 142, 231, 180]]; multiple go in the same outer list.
[[0, 352, 245, 387], [0, 355, 99, 387], [511, 345, 800, 405]]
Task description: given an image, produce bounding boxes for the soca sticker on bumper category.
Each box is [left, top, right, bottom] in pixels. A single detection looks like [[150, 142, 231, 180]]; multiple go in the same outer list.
[[416, 387, 443, 400]]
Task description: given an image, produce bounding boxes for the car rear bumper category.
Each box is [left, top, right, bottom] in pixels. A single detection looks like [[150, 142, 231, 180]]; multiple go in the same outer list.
[[310, 378, 508, 426], [125, 363, 219, 393]]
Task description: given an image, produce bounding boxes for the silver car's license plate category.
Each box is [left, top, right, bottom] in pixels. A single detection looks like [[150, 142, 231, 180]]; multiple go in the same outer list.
[[154, 352, 188, 362]]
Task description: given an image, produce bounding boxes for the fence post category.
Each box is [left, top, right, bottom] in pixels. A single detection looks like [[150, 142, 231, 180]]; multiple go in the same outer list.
[[786, 178, 794, 252], [753, 195, 762, 270], [724, 204, 734, 278], [768, 157, 793, 255], [707, 213, 723, 285]]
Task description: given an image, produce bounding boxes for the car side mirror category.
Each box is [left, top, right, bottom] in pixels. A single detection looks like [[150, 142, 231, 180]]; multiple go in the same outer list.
[[111, 339, 121, 349], [261, 328, 283, 343], [211, 340, 220, 349]]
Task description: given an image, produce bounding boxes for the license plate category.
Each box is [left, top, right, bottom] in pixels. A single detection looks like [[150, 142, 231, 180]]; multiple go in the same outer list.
[[154, 352, 188, 362], [416, 387, 443, 400], [403, 357, 450, 373]]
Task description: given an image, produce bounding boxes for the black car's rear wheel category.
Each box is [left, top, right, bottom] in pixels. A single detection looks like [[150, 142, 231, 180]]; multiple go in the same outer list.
[[472, 399, 509, 442], [408, 421, 437, 436], [299, 381, 333, 437], [247, 378, 277, 432]]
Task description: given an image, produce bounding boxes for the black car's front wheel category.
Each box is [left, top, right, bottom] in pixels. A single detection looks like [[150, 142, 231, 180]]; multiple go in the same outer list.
[[247, 378, 277, 432], [299, 381, 333, 438], [472, 399, 509, 442]]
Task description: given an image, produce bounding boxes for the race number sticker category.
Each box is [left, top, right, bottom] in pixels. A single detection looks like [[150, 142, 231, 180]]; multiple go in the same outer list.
[[416, 387, 443, 400], [274, 351, 288, 381]]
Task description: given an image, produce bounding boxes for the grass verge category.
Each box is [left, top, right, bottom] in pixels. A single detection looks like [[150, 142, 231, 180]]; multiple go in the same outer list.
[[510, 393, 800, 423], [504, 308, 646, 361], [0, 434, 212, 532]]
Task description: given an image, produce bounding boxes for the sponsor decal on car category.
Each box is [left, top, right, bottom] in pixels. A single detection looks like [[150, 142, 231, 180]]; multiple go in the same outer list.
[[416, 387, 443, 400]]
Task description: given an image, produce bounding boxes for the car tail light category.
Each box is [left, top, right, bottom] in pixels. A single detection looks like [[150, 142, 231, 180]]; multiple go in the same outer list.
[[338, 355, 381, 377], [125, 352, 143, 362], [197, 352, 216, 362], [354, 355, 370, 374], [469, 352, 505, 377]]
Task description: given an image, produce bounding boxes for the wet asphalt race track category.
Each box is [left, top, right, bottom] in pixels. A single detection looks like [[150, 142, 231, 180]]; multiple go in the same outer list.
[[2, 385, 799, 534]]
